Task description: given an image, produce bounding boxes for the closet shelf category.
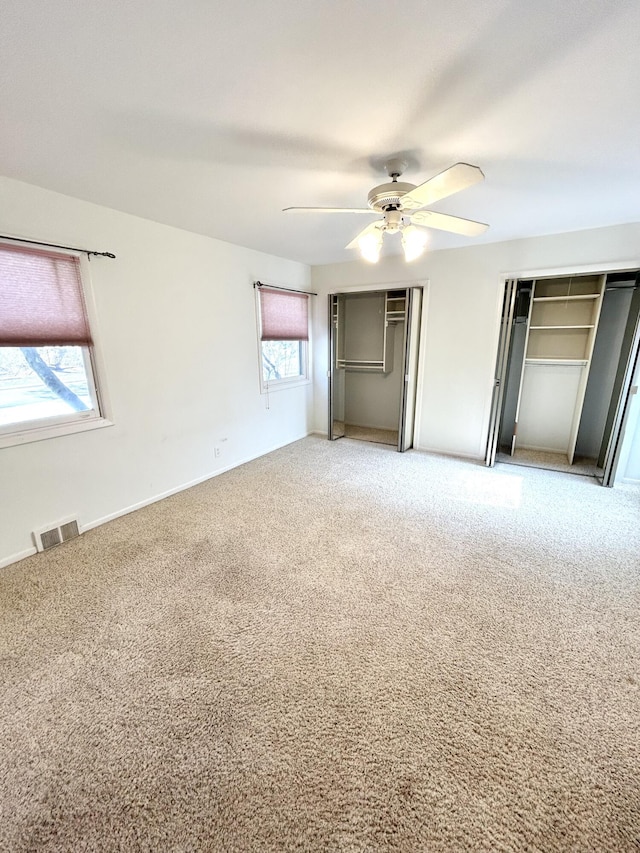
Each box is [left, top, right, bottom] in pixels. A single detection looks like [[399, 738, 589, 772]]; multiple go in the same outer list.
[[525, 358, 588, 366], [385, 294, 406, 326], [529, 324, 595, 330], [533, 295, 599, 302], [513, 273, 605, 466]]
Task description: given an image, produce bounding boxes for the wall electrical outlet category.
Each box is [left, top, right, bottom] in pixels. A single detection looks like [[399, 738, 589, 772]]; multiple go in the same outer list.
[[214, 446, 221, 458]]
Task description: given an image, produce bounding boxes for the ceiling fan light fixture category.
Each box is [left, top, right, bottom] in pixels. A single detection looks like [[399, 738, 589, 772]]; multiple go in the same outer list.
[[359, 230, 383, 263], [401, 224, 428, 262], [284, 160, 487, 261]]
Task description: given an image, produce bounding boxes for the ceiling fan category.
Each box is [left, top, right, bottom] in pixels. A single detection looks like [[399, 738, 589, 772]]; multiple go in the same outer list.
[[283, 159, 488, 263]]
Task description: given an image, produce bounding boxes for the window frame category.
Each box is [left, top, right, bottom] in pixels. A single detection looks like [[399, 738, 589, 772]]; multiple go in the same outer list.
[[255, 286, 311, 394], [0, 244, 113, 449]]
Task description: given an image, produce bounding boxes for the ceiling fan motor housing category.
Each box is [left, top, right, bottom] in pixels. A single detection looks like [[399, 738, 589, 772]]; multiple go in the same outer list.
[[367, 181, 416, 213]]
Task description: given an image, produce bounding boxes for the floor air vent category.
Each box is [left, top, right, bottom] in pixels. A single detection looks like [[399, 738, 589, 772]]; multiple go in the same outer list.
[[33, 517, 81, 552], [59, 520, 80, 541]]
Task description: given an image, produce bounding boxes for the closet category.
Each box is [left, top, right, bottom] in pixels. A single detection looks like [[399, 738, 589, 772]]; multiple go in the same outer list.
[[328, 287, 422, 451], [486, 269, 640, 482], [515, 274, 604, 463]]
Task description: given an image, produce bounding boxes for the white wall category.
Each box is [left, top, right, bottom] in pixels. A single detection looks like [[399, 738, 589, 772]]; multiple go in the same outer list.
[[312, 223, 640, 460], [0, 177, 312, 567], [344, 323, 404, 430]]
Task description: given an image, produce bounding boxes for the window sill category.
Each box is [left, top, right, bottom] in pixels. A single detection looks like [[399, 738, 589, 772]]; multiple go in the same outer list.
[[261, 377, 311, 394], [0, 416, 114, 449]]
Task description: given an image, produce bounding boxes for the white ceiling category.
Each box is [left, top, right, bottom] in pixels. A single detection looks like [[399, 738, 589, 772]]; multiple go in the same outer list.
[[2, 0, 640, 265]]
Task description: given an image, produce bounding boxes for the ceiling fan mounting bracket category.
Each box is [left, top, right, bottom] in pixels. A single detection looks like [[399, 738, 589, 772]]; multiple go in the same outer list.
[[385, 158, 408, 180]]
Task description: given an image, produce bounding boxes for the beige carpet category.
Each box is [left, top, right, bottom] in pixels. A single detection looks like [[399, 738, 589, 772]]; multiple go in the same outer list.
[[497, 448, 601, 478], [332, 422, 399, 446], [1, 437, 639, 851], [343, 423, 398, 446]]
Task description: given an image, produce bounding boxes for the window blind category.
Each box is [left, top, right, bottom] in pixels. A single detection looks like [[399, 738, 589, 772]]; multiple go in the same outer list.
[[0, 244, 92, 346], [259, 288, 309, 341]]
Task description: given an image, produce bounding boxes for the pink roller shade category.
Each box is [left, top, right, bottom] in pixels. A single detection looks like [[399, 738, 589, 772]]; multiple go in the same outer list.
[[0, 244, 92, 346], [259, 288, 309, 341]]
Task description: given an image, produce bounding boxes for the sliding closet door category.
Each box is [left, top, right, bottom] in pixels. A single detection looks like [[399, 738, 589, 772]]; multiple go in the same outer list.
[[398, 288, 422, 452], [601, 286, 640, 486], [485, 279, 518, 466], [328, 294, 345, 440]]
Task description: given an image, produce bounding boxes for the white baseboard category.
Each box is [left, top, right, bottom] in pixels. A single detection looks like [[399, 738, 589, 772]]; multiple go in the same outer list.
[[413, 443, 484, 462], [84, 434, 311, 533], [0, 547, 38, 570], [2, 433, 313, 571], [83, 469, 229, 532], [618, 477, 640, 486]]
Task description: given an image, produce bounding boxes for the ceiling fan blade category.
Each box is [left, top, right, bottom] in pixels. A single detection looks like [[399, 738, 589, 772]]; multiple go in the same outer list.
[[400, 163, 485, 211], [346, 220, 384, 249], [283, 206, 377, 214], [409, 210, 489, 236]]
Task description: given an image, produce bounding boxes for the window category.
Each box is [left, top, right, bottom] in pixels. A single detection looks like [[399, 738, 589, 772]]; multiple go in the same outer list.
[[256, 286, 310, 391], [0, 242, 108, 447]]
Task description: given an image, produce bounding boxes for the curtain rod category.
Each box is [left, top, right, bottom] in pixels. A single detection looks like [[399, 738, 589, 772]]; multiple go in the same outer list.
[[253, 280, 317, 296], [0, 234, 116, 259]]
